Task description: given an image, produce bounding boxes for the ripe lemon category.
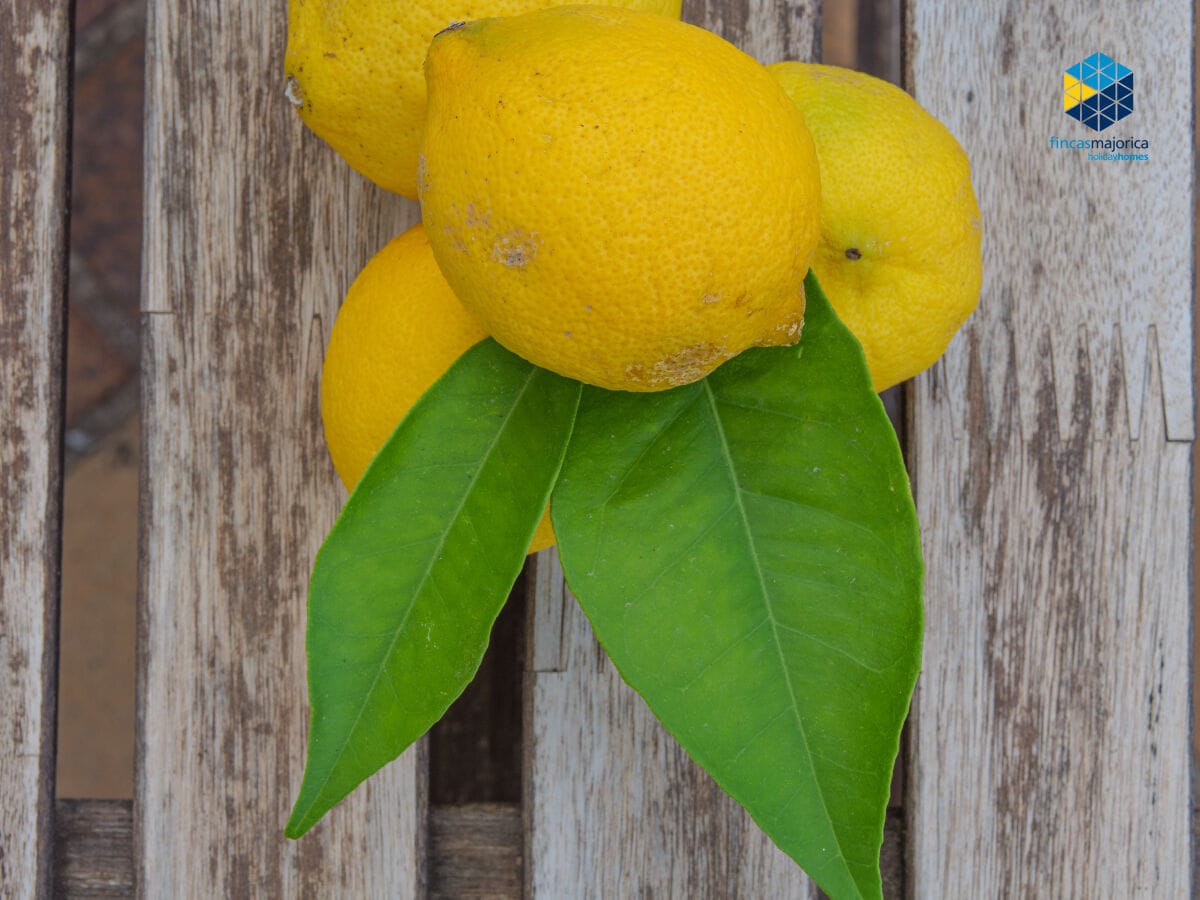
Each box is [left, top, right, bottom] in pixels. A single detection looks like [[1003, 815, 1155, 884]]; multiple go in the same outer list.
[[419, 6, 821, 392], [284, 0, 682, 199], [768, 62, 983, 391], [321, 223, 557, 554]]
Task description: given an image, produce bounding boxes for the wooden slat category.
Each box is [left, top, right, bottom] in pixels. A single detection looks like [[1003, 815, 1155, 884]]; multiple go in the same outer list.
[[54, 801, 134, 898], [526, 552, 810, 896], [428, 804, 523, 899], [55, 800, 521, 898], [906, 2, 1194, 895], [137, 0, 424, 892], [687, 0, 820, 63], [52, 799, 913, 899], [0, 0, 71, 896]]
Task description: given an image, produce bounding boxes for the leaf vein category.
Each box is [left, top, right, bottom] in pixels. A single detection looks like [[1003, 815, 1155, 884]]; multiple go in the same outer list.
[[728, 705, 792, 766], [677, 618, 769, 693], [294, 366, 541, 827], [622, 501, 737, 605], [701, 380, 852, 880], [595, 391, 698, 508], [772, 622, 887, 675], [737, 487, 903, 574]]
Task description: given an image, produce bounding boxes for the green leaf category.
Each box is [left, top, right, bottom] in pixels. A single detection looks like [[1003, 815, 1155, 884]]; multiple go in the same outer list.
[[287, 338, 581, 838], [551, 274, 922, 900]]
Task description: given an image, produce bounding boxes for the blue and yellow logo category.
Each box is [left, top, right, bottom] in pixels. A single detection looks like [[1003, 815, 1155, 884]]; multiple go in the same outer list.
[[1063, 53, 1133, 132]]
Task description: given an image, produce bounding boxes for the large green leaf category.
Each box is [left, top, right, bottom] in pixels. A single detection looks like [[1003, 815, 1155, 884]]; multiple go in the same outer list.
[[287, 339, 581, 838], [552, 275, 922, 899]]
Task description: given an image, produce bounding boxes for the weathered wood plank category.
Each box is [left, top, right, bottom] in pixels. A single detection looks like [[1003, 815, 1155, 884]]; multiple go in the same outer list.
[[51, 799, 909, 898], [906, 2, 1194, 895], [54, 800, 135, 898], [905, 5, 1195, 445], [523, 5, 822, 895], [526, 552, 812, 897], [428, 803, 523, 899], [54, 800, 520, 898], [0, 0, 72, 895], [688, 0, 821, 63], [138, 0, 424, 892]]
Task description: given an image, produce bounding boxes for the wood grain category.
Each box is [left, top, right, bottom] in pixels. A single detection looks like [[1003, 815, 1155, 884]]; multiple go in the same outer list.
[[428, 804, 523, 899], [138, 0, 425, 892], [686, 0, 820, 64], [0, 0, 71, 895], [54, 801, 135, 898], [905, 3, 1194, 445], [525, 552, 811, 897], [906, 1, 1194, 894], [48, 799, 908, 898]]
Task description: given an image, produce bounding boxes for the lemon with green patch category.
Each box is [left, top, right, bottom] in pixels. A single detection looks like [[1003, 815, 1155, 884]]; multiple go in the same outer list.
[[770, 62, 983, 390]]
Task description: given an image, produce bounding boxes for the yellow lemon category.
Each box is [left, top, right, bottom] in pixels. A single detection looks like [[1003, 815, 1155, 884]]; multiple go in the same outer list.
[[285, 0, 683, 199], [768, 62, 983, 391], [419, 6, 821, 392], [321, 222, 557, 554]]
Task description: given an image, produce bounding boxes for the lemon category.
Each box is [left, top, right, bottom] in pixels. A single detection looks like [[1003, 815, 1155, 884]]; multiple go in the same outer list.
[[419, 6, 821, 392], [321, 223, 557, 554], [285, 0, 682, 199], [768, 63, 983, 391]]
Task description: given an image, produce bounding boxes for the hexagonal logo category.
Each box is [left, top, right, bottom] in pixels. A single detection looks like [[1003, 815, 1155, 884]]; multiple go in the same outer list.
[[1064, 53, 1133, 132]]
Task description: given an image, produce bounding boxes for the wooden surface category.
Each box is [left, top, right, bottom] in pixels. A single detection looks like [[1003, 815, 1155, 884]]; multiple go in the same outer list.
[[47, 799, 907, 898], [429, 804, 524, 899], [0, 0, 71, 895], [52, 800, 520, 898], [906, 1, 1195, 895], [526, 552, 813, 897], [138, 0, 425, 891], [1, 0, 1190, 894], [54, 801, 135, 898]]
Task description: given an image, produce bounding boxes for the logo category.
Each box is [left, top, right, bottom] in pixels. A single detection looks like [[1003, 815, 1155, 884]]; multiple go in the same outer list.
[[1063, 53, 1133, 132]]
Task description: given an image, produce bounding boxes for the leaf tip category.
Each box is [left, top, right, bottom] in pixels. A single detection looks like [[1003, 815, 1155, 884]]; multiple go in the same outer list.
[[285, 810, 313, 840], [285, 789, 322, 840]]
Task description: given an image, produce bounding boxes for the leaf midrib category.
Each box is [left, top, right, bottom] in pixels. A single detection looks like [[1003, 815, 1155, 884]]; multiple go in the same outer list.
[[701, 380, 856, 893], [292, 366, 540, 831]]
